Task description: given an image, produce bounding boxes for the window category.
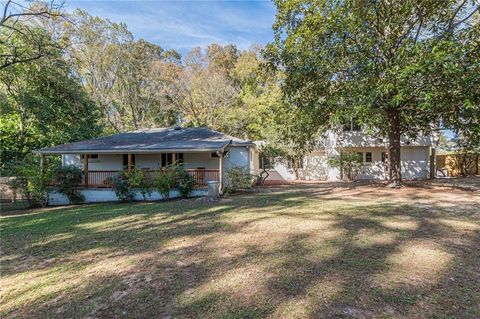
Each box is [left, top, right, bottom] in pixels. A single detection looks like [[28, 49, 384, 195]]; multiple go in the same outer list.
[[381, 152, 387, 163], [123, 154, 136, 167], [211, 152, 220, 158], [259, 154, 273, 170], [177, 153, 184, 163], [365, 152, 372, 163], [287, 156, 304, 169], [160, 153, 183, 167]]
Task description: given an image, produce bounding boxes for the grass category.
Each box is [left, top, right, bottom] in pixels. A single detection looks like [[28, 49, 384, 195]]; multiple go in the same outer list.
[[1, 181, 479, 318]]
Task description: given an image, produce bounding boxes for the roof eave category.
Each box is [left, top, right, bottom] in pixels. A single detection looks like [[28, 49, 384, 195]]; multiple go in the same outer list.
[[33, 147, 228, 155]]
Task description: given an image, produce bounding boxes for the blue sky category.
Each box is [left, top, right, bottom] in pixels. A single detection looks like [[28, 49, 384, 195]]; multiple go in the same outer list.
[[67, 0, 277, 55]]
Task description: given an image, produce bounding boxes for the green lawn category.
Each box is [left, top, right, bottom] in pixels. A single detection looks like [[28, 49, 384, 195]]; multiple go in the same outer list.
[[1, 181, 479, 318]]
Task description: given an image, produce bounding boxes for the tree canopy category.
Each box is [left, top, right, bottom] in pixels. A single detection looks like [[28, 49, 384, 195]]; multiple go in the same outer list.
[[267, 0, 480, 184]]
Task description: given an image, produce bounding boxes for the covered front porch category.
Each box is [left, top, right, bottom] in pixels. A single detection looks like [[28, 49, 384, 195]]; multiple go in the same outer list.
[[61, 151, 223, 188]]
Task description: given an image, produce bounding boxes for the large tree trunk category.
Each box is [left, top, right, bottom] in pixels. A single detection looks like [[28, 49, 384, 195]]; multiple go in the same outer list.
[[387, 110, 402, 186]]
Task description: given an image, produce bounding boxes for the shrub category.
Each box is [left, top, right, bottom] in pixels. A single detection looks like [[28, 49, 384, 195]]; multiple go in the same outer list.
[[18, 168, 52, 207], [153, 165, 177, 199], [225, 167, 253, 193], [176, 166, 195, 198], [111, 167, 155, 202], [11, 159, 54, 207], [111, 173, 135, 202], [124, 167, 153, 200], [53, 165, 84, 204]]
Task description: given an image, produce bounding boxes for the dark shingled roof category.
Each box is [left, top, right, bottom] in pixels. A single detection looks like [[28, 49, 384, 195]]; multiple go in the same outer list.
[[34, 127, 253, 154]]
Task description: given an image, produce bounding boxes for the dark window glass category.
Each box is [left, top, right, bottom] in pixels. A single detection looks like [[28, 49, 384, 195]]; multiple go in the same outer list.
[[211, 152, 220, 158], [161, 153, 181, 166], [381, 152, 387, 163], [287, 156, 303, 169], [177, 153, 184, 163], [161, 153, 167, 167], [123, 154, 135, 167], [366, 152, 372, 162], [259, 155, 272, 170]]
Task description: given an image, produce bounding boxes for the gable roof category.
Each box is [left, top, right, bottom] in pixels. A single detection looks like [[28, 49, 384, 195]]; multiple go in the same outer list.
[[34, 127, 253, 154]]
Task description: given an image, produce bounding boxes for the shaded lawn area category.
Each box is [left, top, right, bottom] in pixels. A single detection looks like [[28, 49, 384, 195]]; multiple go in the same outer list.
[[1, 182, 479, 318]]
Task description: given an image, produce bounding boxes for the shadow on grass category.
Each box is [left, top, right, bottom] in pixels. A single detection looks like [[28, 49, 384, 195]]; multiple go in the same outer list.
[[1, 184, 479, 318]]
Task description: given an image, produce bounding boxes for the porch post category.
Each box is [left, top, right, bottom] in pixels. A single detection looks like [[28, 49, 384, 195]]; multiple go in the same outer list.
[[218, 152, 223, 194], [40, 154, 45, 177], [127, 154, 133, 171], [172, 153, 176, 164], [83, 154, 89, 187]]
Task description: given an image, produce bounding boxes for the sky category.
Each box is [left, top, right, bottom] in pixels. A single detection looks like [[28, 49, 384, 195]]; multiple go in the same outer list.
[[67, 0, 277, 55]]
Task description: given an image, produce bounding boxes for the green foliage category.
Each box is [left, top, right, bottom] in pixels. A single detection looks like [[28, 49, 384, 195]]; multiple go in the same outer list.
[[268, 0, 480, 183], [328, 149, 364, 182], [0, 20, 102, 174], [12, 157, 55, 207], [175, 166, 196, 198], [53, 165, 85, 204], [111, 174, 135, 202], [111, 167, 155, 202], [225, 167, 253, 193], [153, 166, 177, 199]]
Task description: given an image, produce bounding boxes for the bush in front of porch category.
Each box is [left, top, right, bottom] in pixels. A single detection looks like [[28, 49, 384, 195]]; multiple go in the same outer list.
[[111, 165, 196, 202]]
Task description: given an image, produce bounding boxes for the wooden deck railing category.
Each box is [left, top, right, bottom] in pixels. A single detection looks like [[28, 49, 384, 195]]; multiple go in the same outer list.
[[83, 169, 220, 188]]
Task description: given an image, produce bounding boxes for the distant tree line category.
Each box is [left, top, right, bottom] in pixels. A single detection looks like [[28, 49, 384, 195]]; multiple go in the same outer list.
[[0, 1, 297, 174]]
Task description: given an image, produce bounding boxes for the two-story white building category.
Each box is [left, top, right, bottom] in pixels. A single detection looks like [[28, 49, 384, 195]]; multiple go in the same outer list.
[[260, 122, 435, 182]]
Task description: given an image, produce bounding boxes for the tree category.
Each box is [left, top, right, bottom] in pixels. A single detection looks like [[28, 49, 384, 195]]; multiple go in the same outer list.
[[268, 0, 480, 185], [65, 10, 181, 132], [0, 23, 101, 173], [1, 0, 65, 69]]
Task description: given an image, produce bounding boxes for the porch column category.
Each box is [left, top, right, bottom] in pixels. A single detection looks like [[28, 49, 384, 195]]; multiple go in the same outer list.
[[218, 152, 223, 194], [172, 153, 176, 164], [127, 154, 133, 171], [40, 154, 45, 177], [83, 154, 89, 187]]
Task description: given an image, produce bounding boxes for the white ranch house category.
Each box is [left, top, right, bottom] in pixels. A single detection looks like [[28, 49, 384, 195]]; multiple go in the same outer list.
[[35, 127, 258, 204], [35, 124, 436, 204]]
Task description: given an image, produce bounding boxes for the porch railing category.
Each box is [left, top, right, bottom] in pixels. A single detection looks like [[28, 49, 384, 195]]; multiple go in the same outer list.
[[82, 169, 220, 188]]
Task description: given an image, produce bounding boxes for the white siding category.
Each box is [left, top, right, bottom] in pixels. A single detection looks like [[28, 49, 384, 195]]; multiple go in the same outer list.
[[222, 146, 252, 186], [263, 146, 430, 182], [63, 153, 219, 171]]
